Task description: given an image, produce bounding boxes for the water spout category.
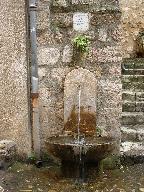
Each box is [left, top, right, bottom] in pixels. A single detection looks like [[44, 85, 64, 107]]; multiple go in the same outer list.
[[78, 85, 81, 143]]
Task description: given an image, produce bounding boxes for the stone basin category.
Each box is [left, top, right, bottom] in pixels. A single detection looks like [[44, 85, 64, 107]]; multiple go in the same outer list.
[[45, 136, 116, 162]]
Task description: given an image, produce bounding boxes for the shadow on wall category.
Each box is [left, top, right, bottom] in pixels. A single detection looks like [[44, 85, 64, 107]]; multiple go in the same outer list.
[[134, 29, 144, 58]]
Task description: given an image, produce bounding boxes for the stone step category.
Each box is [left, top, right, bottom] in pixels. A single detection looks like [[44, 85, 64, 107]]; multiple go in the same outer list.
[[122, 58, 144, 68], [122, 91, 144, 102], [122, 58, 144, 75], [122, 75, 144, 83], [122, 91, 144, 112], [122, 82, 144, 91], [121, 126, 144, 142], [122, 112, 144, 125], [122, 101, 144, 112], [122, 75, 144, 91], [123, 70, 144, 75], [120, 141, 144, 156]]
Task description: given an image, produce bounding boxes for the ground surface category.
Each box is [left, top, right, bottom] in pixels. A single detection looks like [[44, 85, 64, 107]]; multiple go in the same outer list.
[[0, 162, 144, 192]]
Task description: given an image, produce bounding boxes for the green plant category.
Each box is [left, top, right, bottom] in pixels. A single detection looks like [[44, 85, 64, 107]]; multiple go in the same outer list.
[[72, 35, 90, 53], [27, 152, 37, 163]]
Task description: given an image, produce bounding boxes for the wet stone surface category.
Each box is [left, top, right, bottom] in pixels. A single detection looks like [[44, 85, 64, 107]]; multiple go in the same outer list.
[[0, 162, 144, 192], [46, 136, 116, 162]]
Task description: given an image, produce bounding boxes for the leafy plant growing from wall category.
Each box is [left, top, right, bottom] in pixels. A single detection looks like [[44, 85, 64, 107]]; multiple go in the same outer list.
[[72, 35, 90, 54]]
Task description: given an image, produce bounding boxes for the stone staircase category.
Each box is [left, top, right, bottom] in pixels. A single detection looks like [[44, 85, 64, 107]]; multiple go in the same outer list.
[[121, 58, 144, 156]]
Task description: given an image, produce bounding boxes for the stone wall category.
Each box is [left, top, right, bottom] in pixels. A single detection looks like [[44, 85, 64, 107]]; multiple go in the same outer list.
[[120, 0, 144, 58], [1, 0, 143, 157], [37, 0, 122, 153], [0, 0, 31, 156]]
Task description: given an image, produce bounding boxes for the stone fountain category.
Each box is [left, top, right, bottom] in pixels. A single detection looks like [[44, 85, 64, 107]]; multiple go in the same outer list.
[[45, 69, 118, 164]]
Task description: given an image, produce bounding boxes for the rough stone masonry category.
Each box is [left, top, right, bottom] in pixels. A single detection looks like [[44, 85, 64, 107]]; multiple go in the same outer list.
[[37, 0, 122, 154], [0, 0, 143, 157]]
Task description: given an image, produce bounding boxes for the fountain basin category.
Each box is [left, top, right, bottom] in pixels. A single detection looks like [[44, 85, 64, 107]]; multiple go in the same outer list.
[[45, 136, 116, 162]]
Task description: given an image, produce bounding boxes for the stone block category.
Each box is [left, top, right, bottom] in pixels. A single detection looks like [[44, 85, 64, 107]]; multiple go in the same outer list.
[[136, 93, 144, 102], [97, 108, 121, 139], [122, 59, 144, 72], [134, 83, 144, 91], [51, 67, 71, 86], [72, 0, 94, 4], [91, 12, 121, 26], [122, 115, 136, 126], [122, 75, 144, 84], [39, 105, 64, 149], [72, 0, 119, 8], [0, 140, 17, 169], [122, 82, 133, 90], [97, 79, 122, 109], [122, 112, 144, 126], [37, 10, 50, 31], [120, 142, 144, 156], [38, 47, 60, 66], [122, 92, 135, 102], [98, 28, 108, 42], [38, 67, 46, 80], [52, 0, 68, 7], [52, 13, 73, 28], [91, 46, 122, 63], [121, 127, 144, 142], [136, 102, 144, 112], [62, 45, 73, 63], [122, 102, 136, 112]]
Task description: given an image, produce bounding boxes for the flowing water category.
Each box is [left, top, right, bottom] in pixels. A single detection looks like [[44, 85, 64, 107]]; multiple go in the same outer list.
[[0, 162, 144, 192], [77, 85, 81, 143], [76, 85, 86, 181]]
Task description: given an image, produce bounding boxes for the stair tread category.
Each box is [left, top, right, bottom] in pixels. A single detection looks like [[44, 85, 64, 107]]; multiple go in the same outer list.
[[121, 126, 144, 142], [122, 75, 144, 77], [122, 112, 144, 116], [123, 58, 144, 63], [122, 91, 144, 94], [122, 59, 144, 75], [121, 125, 144, 129], [120, 141, 144, 156], [121, 126, 144, 133], [123, 101, 144, 103]]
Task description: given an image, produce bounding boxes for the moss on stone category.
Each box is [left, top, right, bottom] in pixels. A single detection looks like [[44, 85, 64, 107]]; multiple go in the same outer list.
[[101, 155, 121, 170]]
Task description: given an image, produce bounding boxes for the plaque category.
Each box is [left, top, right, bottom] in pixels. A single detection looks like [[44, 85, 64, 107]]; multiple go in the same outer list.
[[73, 13, 89, 31]]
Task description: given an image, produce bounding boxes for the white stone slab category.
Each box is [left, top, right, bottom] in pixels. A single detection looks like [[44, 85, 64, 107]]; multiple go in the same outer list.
[[73, 13, 89, 31]]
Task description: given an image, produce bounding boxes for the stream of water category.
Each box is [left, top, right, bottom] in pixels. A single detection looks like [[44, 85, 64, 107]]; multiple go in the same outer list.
[[77, 85, 81, 143], [76, 85, 86, 182]]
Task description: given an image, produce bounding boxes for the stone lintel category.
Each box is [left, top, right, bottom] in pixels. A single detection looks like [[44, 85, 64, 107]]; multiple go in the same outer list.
[[51, 0, 121, 13]]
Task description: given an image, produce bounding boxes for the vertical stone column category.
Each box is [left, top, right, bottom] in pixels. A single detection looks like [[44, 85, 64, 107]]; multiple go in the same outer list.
[[0, 0, 32, 156]]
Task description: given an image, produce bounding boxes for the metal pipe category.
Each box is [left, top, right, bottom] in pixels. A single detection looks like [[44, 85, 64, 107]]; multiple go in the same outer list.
[[28, 0, 41, 158], [25, 0, 33, 156], [29, 0, 37, 8], [29, 0, 38, 94]]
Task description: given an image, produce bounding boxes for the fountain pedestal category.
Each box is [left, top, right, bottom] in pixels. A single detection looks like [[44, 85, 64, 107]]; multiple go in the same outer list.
[[45, 136, 116, 163], [45, 68, 120, 166]]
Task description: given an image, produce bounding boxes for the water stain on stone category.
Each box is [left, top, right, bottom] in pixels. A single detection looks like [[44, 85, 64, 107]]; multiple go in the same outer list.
[[64, 106, 96, 136]]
